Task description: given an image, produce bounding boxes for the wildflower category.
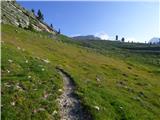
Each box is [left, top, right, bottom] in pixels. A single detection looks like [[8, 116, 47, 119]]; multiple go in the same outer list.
[[41, 68, 45, 71]]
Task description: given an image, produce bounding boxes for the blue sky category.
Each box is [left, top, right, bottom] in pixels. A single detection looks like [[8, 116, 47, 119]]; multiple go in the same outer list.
[[18, 1, 159, 42]]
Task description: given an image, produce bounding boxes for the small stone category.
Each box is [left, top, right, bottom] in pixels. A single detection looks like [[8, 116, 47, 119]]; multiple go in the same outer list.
[[8, 59, 13, 63], [17, 46, 21, 50], [25, 60, 28, 63], [43, 59, 50, 63], [52, 110, 58, 115], [33, 109, 37, 113], [28, 76, 31, 79], [38, 108, 45, 111], [11, 101, 15, 106], [6, 69, 10, 73], [94, 106, 100, 111], [96, 77, 101, 82], [44, 93, 48, 98], [16, 85, 21, 89], [58, 89, 62, 92]]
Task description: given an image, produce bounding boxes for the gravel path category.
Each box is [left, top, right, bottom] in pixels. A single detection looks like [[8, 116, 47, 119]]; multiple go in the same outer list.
[[57, 68, 92, 120]]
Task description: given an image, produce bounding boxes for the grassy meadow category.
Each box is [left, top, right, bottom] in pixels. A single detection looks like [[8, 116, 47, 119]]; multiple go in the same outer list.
[[1, 24, 160, 120]]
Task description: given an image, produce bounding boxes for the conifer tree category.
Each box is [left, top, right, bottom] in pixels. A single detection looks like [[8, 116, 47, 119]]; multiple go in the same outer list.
[[37, 9, 44, 21]]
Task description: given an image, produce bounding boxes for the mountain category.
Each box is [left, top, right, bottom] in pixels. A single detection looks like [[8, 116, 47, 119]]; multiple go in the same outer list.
[[149, 37, 160, 44], [72, 35, 101, 40], [1, 1, 57, 34]]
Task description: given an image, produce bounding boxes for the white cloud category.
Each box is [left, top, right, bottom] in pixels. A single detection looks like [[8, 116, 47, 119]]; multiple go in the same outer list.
[[95, 32, 109, 40]]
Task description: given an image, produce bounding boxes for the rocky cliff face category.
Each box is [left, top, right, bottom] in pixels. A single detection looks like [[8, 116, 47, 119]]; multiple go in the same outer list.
[[1, 1, 57, 34]]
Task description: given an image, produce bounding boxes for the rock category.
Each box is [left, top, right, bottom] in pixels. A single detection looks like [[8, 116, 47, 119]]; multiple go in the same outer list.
[[41, 68, 45, 71], [33, 109, 37, 113], [58, 89, 63, 92], [17, 46, 21, 50], [94, 106, 100, 111], [33, 88, 37, 91], [25, 60, 28, 63], [43, 59, 50, 63], [16, 84, 21, 89], [6, 69, 10, 73], [28, 75, 31, 79], [8, 59, 13, 63], [11, 101, 15, 106], [52, 110, 58, 115], [96, 77, 101, 82], [38, 108, 45, 111]]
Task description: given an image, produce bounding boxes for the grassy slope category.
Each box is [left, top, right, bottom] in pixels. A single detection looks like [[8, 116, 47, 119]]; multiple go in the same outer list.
[[2, 24, 160, 120]]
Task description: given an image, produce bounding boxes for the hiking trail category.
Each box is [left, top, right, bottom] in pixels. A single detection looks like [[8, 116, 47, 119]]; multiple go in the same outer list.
[[57, 68, 92, 120]]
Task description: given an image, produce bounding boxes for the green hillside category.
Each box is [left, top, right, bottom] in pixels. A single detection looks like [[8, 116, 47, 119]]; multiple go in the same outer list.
[[2, 24, 160, 120]]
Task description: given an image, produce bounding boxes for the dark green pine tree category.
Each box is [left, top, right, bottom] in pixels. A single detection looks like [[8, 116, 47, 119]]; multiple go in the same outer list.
[[31, 9, 35, 14], [121, 37, 125, 42], [37, 9, 44, 21], [116, 35, 118, 40], [50, 24, 53, 29]]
